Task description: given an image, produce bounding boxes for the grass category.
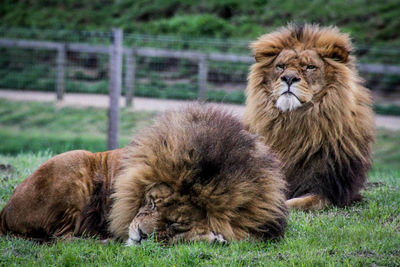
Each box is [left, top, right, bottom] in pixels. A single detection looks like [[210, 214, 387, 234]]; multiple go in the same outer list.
[[0, 153, 399, 266], [0, 100, 399, 265], [0, 99, 156, 154], [373, 130, 400, 171]]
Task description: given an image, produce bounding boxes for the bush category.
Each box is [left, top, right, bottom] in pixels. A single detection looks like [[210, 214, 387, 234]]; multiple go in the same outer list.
[[146, 14, 235, 38]]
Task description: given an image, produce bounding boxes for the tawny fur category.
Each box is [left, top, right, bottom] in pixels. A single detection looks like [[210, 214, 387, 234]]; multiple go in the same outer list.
[[243, 24, 375, 209], [1, 105, 288, 243], [109, 105, 288, 242], [0, 149, 123, 240]]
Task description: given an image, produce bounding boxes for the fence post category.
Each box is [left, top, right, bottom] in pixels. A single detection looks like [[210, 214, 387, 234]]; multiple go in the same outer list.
[[107, 28, 123, 150], [125, 48, 136, 107], [198, 55, 208, 101], [56, 44, 66, 101]]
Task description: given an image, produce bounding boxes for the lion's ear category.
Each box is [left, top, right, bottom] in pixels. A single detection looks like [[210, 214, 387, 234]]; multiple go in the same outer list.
[[250, 40, 281, 63], [316, 31, 352, 63], [318, 44, 350, 63]]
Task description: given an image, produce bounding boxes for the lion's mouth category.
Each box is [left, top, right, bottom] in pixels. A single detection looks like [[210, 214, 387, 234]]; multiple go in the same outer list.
[[276, 90, 303, 112], [280, 91, 301, 102]]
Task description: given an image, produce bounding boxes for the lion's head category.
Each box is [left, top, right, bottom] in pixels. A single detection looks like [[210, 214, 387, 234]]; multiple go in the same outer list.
[[244, 24, 374, 208], [124, 183, 222, 245], [109, 105, 287, 244], [247, 24, 356, 113]]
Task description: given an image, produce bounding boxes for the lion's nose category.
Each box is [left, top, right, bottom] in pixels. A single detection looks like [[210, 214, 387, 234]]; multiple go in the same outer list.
[[281, 75, 301, 86], [138, 227, 148, 240], [126, 226, 148, 246]]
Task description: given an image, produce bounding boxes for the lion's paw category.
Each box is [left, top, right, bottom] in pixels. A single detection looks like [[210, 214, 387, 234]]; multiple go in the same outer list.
[[210, 232, 227, 244]]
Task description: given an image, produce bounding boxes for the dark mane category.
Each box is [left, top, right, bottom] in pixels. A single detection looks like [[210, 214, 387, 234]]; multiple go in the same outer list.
[[292, 23, 305, 41], [78, 174, 113, 238]]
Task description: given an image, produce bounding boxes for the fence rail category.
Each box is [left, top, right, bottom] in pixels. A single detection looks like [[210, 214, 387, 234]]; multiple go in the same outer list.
[[1, 37, 400, 103], [1, 33, 400, 148]]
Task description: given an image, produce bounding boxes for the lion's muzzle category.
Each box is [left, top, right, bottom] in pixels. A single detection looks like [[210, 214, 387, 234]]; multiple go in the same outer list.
[[276, 82, 303, 112], [125, 206, 159, 246]]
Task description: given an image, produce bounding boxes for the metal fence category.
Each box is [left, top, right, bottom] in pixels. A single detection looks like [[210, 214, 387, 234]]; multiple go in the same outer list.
[[0, 27, 400, 105]]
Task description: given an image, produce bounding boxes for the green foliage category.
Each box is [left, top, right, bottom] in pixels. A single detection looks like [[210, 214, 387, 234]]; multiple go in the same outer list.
[[1, 0, 400, 45], [146, 14, 235, 38]]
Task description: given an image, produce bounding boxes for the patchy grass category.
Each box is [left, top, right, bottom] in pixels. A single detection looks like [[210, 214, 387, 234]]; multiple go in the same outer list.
[[0, 99, 156, 154], [0, 153, 399, 266]]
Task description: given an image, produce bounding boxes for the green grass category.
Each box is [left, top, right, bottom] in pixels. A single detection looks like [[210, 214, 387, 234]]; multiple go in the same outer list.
[[0, 99, 156, 154], [373, 130, 400, 171], [0, 100, 399, 265], [0, 153, 399, 266]]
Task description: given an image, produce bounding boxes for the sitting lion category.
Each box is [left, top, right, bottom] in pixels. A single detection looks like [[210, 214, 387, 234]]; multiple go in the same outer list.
[[0, 105, 288, 244], [243, 24, 375, 210]]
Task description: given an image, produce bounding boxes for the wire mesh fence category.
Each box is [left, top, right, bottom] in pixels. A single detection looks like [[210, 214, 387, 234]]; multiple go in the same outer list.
[[0, 27, 399, 104]]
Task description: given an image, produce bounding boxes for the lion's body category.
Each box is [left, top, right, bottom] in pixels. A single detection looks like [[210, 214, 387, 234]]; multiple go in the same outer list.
[[0, 149, 123, 240], [244, 24, 375, 209], [0, 105, 288, 243]]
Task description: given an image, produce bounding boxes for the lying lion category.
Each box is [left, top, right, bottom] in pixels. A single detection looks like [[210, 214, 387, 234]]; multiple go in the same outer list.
[[0, 105, 288, 244], [244, 24, 375, 210]]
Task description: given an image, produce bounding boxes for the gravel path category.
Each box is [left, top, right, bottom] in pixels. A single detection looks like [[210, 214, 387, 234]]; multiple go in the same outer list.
[[1, 89, 399, 130]]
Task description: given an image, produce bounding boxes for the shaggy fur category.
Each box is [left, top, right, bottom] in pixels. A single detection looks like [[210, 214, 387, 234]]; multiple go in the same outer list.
[[109, 105, 287, 243], [0, 149, 123, 240], [0, 105, 287, 243], [243, 24, 375, 209]]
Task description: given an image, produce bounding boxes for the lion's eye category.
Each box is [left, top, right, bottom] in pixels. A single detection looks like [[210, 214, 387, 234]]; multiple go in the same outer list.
[[276, 64, 285, 71], [306, 65, 316, 71], [149, 199, 156, 210]]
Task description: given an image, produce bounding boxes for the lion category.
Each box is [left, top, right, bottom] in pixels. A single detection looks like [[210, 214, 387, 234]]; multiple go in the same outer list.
[[0, 105, 288, 244], [243, 24, 375, 210]]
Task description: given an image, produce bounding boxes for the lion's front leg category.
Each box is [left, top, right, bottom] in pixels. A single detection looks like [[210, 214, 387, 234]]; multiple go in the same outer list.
[[285, 194, 330, 210], [192, 232, 227, 244], [170, 231, 227, 244]]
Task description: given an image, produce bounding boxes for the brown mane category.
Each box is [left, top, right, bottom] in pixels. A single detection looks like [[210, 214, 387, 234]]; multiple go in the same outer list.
[[109, 105, 288, 242], [244, 24, 375, 208]]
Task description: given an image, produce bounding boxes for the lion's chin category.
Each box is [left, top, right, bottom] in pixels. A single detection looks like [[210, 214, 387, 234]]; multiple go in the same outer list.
[[276, 94, 302, 112]]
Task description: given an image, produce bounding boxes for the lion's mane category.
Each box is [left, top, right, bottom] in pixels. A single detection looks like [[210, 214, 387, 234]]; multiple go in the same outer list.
[[109, 105, 288, 241], [244, 24, 375, 206]]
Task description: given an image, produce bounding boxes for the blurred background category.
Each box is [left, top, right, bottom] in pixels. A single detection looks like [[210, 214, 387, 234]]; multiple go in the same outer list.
[[0, 0, 399, 170]]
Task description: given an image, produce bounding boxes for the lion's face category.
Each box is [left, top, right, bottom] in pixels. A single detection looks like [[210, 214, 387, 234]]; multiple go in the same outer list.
[[270, 49, 325, 112], [125, 183, 208, 245], [248, 24, 355, 113]]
